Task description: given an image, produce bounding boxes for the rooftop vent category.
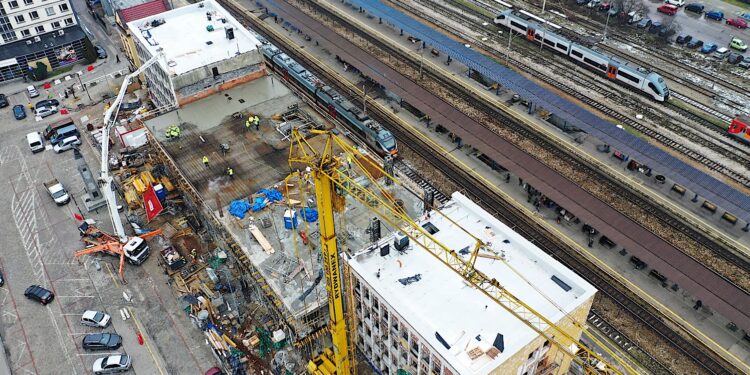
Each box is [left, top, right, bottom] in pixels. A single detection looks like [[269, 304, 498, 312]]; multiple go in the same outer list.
[[225, 27, 234, 40], [206, 11, 211, 21], [167, 60, 177, 67], [206, 41, 213, 45]]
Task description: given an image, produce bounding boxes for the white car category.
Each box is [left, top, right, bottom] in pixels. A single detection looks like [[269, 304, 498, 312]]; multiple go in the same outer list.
[[586, 0, 601, 7], [664, 0, 684, 6], [53, 135, 81, 153], [92, 354, 131, 374], [81, 310, 111, 328], [35, 106, 57, 118], [27, 85, 39, 98]]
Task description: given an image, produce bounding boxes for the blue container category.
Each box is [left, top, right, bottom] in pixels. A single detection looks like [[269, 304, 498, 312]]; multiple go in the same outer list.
[[283, 209, 298, 229], [154, 184, 167, 201]]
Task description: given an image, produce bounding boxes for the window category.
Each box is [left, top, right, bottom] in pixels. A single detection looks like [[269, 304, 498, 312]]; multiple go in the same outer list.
[[8, 0, 19, 9], [45, 6, 54, 16], [556, 42, 568, 51], [14, 15, 25, 24], [51, 21, 60, 29], [20, 28, 30, 36], [544, 39, 555, 47], [64, 17, 72, 25], [618, 70, 640, 84], [571, 49, 583, 58], [583, 57, 607, 72], [34, 25, 43, 33], [29, 11, 38, 20], [2, 31, 18, 42], [58, 3, 69, 12], [23, 0, 33, 5], [510, 20, 526, 31]]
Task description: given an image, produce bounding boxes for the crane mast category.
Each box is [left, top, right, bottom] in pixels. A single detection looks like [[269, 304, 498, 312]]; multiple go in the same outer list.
[[100, 50, 164, 242]]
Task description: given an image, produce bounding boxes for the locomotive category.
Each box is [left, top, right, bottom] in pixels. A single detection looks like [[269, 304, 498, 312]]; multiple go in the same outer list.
[[494, 10, 670, 102], [728, 115, 750, 144], [262, 44, 398, 157]]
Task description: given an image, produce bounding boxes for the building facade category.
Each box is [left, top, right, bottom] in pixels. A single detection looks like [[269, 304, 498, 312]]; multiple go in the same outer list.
[[346, 192, 598, 375], [114, 0, 168, 71], [127, 0, 266, 109], [0, 0, 87, 81]]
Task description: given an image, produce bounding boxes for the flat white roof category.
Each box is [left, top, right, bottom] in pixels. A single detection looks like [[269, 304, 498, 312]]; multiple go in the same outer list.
[[347, 192, 597, 375], [127, 0, 260, 75]]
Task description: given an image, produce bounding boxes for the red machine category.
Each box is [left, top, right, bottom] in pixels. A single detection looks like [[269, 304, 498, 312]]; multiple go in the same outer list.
[[728, 115, 750, 144]]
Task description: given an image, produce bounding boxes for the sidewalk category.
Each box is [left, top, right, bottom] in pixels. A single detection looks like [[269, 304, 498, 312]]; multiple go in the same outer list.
[[0, 333, 12, 375]]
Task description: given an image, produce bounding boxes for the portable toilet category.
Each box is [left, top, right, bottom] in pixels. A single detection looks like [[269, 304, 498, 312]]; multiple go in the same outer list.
[[283, 209, 298, 229], [153, 184, 167, 201]]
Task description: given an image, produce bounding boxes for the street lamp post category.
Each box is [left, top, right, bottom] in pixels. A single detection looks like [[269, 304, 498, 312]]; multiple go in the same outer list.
[[603, 11, 612, 41], [77, 73, 92, 102]]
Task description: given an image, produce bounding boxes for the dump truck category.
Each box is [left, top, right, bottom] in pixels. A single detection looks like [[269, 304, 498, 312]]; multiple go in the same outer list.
[[44, 179, 70, 205]]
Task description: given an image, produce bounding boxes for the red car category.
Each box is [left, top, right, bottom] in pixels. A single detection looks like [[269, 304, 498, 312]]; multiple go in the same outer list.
[[657, 4, 678, 15], [726, 18, 748, 29]]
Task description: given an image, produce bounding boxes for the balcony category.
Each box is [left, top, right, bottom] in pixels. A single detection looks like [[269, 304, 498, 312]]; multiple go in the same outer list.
[[537, 361, 560, 375]]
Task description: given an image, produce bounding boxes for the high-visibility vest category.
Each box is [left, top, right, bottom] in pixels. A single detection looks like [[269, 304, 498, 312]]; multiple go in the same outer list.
[[202, 156, 209, 164], [254, 116, 259, 124], [227, 168, 234, 175], [246, 119, 251, 127]]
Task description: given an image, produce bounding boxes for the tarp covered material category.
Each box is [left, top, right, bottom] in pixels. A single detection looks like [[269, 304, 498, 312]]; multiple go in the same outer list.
[[229, 199, 252, 219], [300, 208, 318, 222], [251, 188, 284, 212]]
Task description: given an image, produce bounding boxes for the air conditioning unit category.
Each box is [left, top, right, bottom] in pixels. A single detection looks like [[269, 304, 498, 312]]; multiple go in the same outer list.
[[58, 30, 64, 36], [26, 39, 32, 44], [33, 36, 41, 42]]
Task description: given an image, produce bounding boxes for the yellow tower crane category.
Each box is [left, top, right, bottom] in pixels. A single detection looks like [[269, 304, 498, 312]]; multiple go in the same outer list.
[[290, 129, 640, 375]]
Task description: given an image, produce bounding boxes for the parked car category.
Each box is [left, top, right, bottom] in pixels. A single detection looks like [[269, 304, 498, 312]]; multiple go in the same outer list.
[[730, 38, 747, 51], [714, 47, 730, 59], [53, 135, 81, 153], [82, 333, 122, 351], [676, 34, 693, 44], [35, 99, 59, 109], [598, 2, 611, 11], [0, 269, 4, 287], [739, 59, 750, 69], [648, 21, 664, 33], [658, 27, 676, 38], [637, 17, 652, 28], [665, 0, 685, 5], [741, 12, 750, 22], [657, 4, 679, 15], [587, 0, 601, 8], [205, 368, 224, 375], [27, 85, 39, 98], [81, 310, 112, 328], [35, 106, 57, 118], [0, 93, 8, 108], [684, 2, 704, 13], [726, 18, 748, 28], [607, 5, 620, 16], [705, 10, 724, 20], [576, 0, 589, 5], [95, 45, 108, 59], [727, 52, 744, 64], [24, 285, 54, 305], [92, 354, 131, 374], [701, 42, 718, 53], [13, 104, 26, 120], [627, 11, 643, 23], [687, 39, 704, 48]]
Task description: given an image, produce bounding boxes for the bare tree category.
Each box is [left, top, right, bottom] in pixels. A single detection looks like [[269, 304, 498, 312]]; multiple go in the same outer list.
[[612, 0, 648, 24]]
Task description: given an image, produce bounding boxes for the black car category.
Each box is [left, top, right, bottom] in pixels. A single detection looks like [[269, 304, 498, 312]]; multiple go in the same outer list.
[[686, 39, 704, 49], [0, 94, 8, 108], [727, 52, 745, 64], [0, 270, 4, 287], [35, 99, 60, 109], [675, 34, 692, 44], [685, 2, 704, 13], [95, 45, 107, 59], [82, 333, 122, 351], [24, 285, 54, 305]]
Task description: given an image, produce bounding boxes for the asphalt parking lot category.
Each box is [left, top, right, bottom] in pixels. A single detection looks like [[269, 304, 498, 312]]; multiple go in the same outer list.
[[0, 90, 216, 374]]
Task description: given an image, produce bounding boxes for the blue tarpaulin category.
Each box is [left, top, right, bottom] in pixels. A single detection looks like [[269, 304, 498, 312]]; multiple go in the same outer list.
[[251, 188, 284, 212], [229, 199, 252, 219], [300, 208, 318, 222]]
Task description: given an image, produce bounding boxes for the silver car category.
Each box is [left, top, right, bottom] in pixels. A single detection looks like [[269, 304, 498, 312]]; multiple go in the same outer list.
[[81, 310, 111, 328], [92, 354, 131, 374], [35, 106, 58, 118]]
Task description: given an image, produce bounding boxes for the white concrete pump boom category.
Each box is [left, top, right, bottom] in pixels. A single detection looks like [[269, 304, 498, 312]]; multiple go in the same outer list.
[[100, 51, 164, 242]]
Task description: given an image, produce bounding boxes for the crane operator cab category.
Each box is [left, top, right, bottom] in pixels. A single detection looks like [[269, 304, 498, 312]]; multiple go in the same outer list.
[[123, 237, 151, 265]]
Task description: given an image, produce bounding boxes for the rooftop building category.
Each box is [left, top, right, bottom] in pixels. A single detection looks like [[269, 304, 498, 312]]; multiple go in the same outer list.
[[346, 192, 598, 375], [115, 0, 169, 70], [127, 0, 265, 109]]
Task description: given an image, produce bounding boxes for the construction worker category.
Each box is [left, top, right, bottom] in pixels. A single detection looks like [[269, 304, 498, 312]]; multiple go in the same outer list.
[[245, 117, 252, 130], [27, 102, 33, 110], [226, 167, 234, 179], [253, 115, 260, 130], [190, 248, 197, 263], [202, 155, 209, 168]]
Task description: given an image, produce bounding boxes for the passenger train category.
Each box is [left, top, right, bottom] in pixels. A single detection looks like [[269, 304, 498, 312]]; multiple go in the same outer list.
[[261, 44, 398, 156], [494, 10, 670, 101], [728, 115, 750, 144]]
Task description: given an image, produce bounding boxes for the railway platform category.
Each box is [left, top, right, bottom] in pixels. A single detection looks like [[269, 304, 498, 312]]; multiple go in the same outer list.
[[243, 0, 750, 370]]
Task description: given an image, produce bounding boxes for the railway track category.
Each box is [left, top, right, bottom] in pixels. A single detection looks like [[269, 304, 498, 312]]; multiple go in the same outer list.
[[383, 0, 750, 271], [401, 0, 750, 187], [221, 0, 744, 373]]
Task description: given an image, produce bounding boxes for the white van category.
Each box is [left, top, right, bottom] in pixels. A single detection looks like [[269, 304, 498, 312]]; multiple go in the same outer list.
[[27, 85, 39, 98], [53, 135, 81, 153], [26, 132, 44, 153]]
